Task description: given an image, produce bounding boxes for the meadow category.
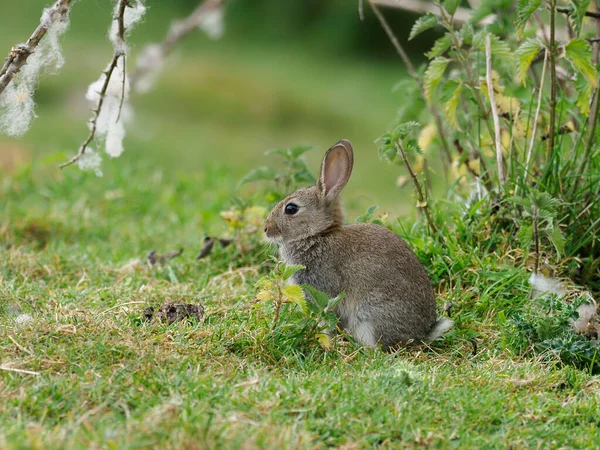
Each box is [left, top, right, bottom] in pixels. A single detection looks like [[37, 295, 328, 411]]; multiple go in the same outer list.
[[1, 1, 600, 449]]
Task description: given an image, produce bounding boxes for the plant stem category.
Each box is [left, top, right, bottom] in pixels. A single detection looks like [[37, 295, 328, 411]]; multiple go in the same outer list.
[[485, 35, 505, 187], [533, 212, 540, 275], [395, 141, 437, 234], [369, 0, 452, 173], [549, 0, 557, 161]]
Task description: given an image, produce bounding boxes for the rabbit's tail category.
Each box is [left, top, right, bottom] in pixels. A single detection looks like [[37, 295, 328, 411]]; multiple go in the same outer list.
[[427, 318, 453, 341]]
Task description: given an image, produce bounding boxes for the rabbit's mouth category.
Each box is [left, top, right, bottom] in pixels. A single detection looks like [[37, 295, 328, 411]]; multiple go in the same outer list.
[[263, 219, 282, 243]]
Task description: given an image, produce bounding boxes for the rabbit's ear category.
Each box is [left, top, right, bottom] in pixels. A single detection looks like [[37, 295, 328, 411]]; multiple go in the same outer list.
[[318, 139, 354, 202]]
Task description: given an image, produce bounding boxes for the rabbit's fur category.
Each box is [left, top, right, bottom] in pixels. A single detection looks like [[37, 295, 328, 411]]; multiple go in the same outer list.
[[264, 139, 452, 350]]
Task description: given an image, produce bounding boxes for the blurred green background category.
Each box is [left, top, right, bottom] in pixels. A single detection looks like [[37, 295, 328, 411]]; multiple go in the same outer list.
[[0, 0, 433, 216]]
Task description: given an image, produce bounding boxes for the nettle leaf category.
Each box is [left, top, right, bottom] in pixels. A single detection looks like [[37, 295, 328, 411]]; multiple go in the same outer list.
[[293, 168, 316, 184], [424, 57, 450, 102], [302, 284, 329, 310], [441, 79, 463, 129], [564, 39, 599, 88], [476, 33, 513, 63], [575, 75, 594, 116], [426, 34, 452, 59], [281, 264, 305, 280], [356, 205, 379, 223], [516, 38, 544, 84], [517, 224, 534, 246], [546, 225, 566, 259], [289, 145, 312, 159], [378, 140, 397, 163], [470, 0, 495, 24], [282, 284, 307, 313], [409, 13, 439, 40], [443, 0, 461, 15], [315, 333, 333, 350], [568, 0, 592, 36], [515, 0, 543, 39], [238, 166, 279, 187]]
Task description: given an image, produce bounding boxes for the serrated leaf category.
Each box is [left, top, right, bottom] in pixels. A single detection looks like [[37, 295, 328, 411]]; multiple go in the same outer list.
[[316, 333, 332, 350], [576, 79, 594, 116], [441, 80, 462, 129], [301, 284, 330, 310], [517, 224, 534, 246], [281, 264, 305, 280], [516, 39, 544, 84], [356, 205, 379, 223], [238, 166, 279, 187], [256, 289, 273, 302], [546, 225, 566, 259], [426, 34, 452, 59], [564, 39, 598, 88], [475, 34, 512, 63], [515, 0, 543, 39], [409, 13, 439, 40], [443, 0, 461, 15], [282, 284, 307, 313], [289, 145, 313, 159], [293, 168, 316, 184], [379, 145, 397, 163], [325, 292, 344, 313], [568, 0, 592, 36], [424, 57, 450, 102]]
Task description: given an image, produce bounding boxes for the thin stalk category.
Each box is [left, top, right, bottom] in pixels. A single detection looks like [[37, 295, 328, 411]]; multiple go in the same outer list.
[[533, 212, 540, 275], [485, 35, 505, 186], [549, 0, 557, 159], [395, 141, 437, 234]]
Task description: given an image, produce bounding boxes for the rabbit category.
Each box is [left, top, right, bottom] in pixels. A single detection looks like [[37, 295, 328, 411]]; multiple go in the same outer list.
[[263, 139, 452, 350]]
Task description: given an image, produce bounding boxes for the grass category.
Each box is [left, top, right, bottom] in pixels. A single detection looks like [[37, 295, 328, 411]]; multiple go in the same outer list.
[[2, 1, 600, 448], [2, 156, 600, 449]]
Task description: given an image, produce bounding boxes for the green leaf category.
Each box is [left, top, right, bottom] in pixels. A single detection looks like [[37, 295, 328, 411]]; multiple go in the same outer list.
[[575, 76, 594, 116], [516, 39, 544, 84], [292, 168, 316, 184], [378, 142, 397, 163], [282, 284, 307, 313], [325, 292, 344, 313], [356, 205, 379, 223], [545, 225, 566, 259], [409, 13, 439, 40], [517, 224, 534, 246], [424, 57, 450, 102], [475, 33, 512, 63], [564, 39, 599, 88], [301, 284, 330, 310], [443, 0, 461, 15], [568, 0, 592, 36], [238, 167, 279, 187], [289, 145, 313, 159], [515, 0, 543, 39], [426, 34, 452, 59], [281, 264, 305, 280], [315, 333, 333, 350], [441, 80, 463, 129]]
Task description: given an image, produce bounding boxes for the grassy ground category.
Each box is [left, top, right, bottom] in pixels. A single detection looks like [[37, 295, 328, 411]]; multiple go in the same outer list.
[[2, 1, 600, 449], [1, 163, 600, 449]]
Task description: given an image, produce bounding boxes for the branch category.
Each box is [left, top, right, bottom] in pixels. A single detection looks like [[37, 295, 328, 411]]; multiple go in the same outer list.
[[60, 0, 130, 169], [370, 0, 496, 25], [556, 6, 600, 20], [130, 0, 226, 89], [485, 34, 505, 185], [368, 0, 452, 172], [0, 0, 72, 96]]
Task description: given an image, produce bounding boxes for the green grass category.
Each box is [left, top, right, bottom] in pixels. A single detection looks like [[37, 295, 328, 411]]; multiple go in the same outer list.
[[2, 1, 600, 448], [2, 159, 600, 449]]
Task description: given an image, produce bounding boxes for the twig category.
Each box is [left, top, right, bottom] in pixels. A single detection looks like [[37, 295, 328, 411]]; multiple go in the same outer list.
[[359, 0, 365, 21], [556, 6, 600, 20], [394, 141, 437, 234], [549, 0, 558, 156], [99, 301, 146, 316], [517, 49, 548, 197], [59, 0, 129, 169], [484, 34, 505, 185], [0, 0, 72, 96], [370, 0, 496, 25], [368, 0, 452, 172], [0, 365, 39, 376], [130, 0, 226, 87]]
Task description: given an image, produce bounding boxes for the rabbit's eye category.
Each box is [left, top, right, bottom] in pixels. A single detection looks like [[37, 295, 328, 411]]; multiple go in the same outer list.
[[284, 203, 299, 215]]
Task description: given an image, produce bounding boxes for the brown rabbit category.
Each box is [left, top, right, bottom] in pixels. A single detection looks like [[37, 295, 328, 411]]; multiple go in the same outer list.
[[263, 139, 452, 350]]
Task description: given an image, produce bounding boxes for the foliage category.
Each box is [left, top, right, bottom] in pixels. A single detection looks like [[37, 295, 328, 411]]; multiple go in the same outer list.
[[238, 145, 315, 203], [255, 262, 343, 351], [374, 0, 600, 373]]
